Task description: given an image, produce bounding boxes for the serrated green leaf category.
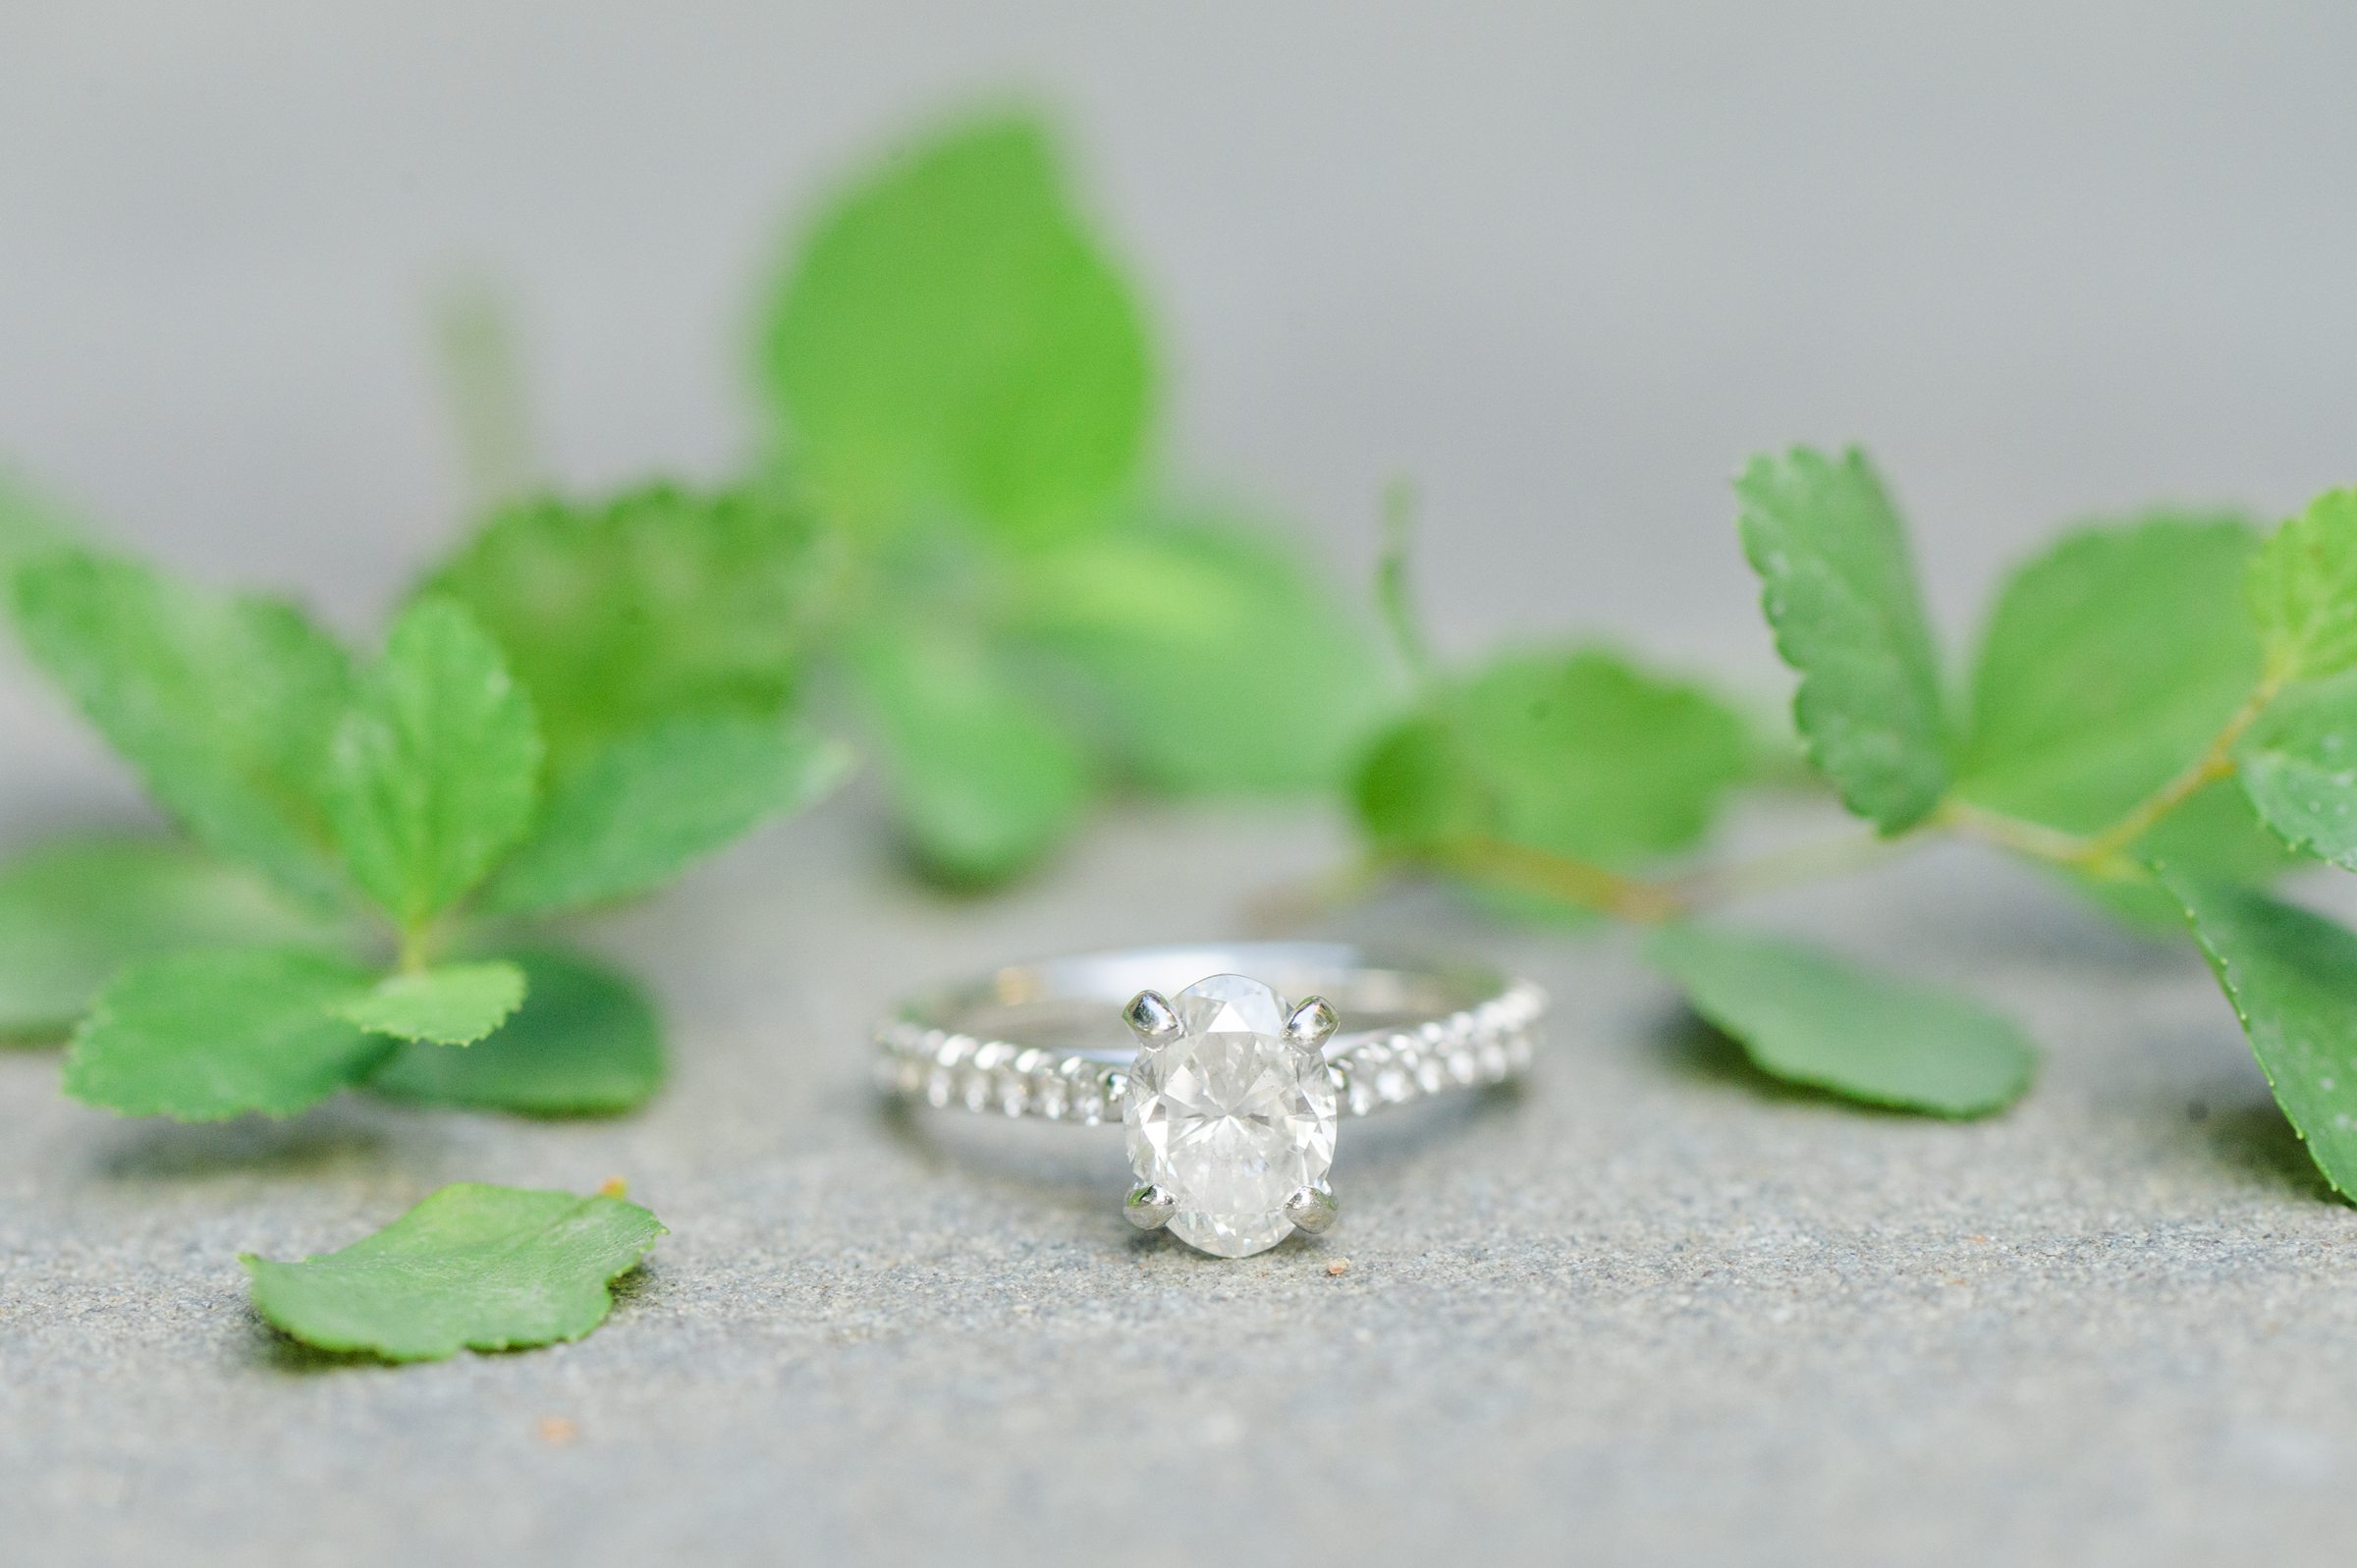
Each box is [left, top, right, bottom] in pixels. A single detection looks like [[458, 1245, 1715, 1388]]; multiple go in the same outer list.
[[336, 960, 526, 1046], [479, 715, 850, 916], [1954, 514, 2292, 914], [1644, 924, 2036, 1117], [325, 598, 541, 927], [421, 484, 820, 774], [241, 1182, 665, 1362], [2237, 672, 2357, 871], [64, 947, 381, 1120], [850, 620, 1092, 886], [1010, 513, 1392, 793], [762, 113, 1152, 544], [2166, 874, 2357, 1201], [366, 949, 664, 1116], [10, 550, 353, 903], [2248, 488, 2357, 682], [1734, 447, 1948, 832], [0, 837, 348, 1043], [1353, 647, 1748, 873]]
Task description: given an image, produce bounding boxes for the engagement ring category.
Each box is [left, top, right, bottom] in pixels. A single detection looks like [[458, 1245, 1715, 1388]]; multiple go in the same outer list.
[[875, 943, 1547, 1258]]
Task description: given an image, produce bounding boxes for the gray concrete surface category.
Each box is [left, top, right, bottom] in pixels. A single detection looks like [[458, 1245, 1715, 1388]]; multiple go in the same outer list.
[[7, 6, 2357, 1564], [5, 790, 2356, 1567]]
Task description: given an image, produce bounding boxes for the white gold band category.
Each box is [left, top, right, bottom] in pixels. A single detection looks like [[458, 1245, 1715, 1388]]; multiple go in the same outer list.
[[874, 942, 1546, 1124]]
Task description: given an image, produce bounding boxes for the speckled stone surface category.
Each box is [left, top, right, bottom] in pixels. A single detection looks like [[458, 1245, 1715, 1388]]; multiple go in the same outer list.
[[5, 778, 2356, 1568]]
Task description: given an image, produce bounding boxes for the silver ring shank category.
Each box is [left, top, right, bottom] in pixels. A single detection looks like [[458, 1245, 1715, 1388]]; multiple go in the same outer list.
[[874, 942, 1546, 1124]]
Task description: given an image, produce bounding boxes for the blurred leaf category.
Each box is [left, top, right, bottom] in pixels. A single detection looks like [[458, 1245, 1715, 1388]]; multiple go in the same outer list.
[[1954, 514, 2292, 914], [763, 113, 1152, 545], [1645, 923, 2035, 1117], [64, 947, 381, 1120], [481, 715, 850, 916], [850, 620, 1092, 886], [366, 949, 664, 1117], [1734, 447, 1948, 832], [1011, 514, 1392, 793], [1354, 648, 1748, 871], [422, 484, 819, 774], [325, 598, 541, 928], [10, 550, 353, 904], [1353, 714, 1489, 857], [2237, 671, 2357, 871], [0, 837, 347, 1044], [2168, 874, 2357, 1201], [337, 959, 526, 1047], [2248, 488, 2357, 682], [242, 1182, 665, 1362]]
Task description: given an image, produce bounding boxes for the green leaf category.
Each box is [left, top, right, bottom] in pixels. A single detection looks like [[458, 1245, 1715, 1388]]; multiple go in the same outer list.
[[325, 598, 542, 927], [1955, 514, 2292, 913], [0, 837, 347, 1043], [63, 947, 381, 1120], [421, 484, 819, 774], [1644, 924, 2036, 1117], [241, 1182, 665, 1362], [2237, 672, 2357, 871], [850, 620, 1092, 886], [2166, 874, 2357, 1201], [1734, 447, 1949, 832], [479, 715, 850, 915], [336, 960, 526, 1046], [1959, 514, 2261, 822], [1353, 647, 1748, 870], [2248, 488, 2357, 682], [10, 550, 353, 903], [1009, 513, 1392, 793], [762, 113, 1153, 544], [366, 949, 664, 1116]]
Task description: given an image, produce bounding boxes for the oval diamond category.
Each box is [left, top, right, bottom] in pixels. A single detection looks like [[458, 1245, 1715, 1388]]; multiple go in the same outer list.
[[1123, 974, 1341, 1258]]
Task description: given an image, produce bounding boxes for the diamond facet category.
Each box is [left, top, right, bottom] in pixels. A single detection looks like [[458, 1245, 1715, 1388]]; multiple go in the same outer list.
[[1122, 974, 1341, 1258]]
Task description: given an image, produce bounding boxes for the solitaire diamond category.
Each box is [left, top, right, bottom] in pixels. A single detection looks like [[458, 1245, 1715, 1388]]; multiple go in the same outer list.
[[1122, 974, 1341, 1258]]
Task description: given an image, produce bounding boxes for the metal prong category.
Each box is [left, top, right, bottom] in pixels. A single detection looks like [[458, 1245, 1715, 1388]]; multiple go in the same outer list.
[[1125, 1183, 1177, 1230], [1285, 995, 1339, 1050], [1284, 1183, 1339, 1235], [1124, 989, 1180, 1043]]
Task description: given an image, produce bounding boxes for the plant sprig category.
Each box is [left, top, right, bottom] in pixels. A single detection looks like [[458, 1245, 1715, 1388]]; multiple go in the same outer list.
[[4, 551, 846, 1122], [1356, 457, 2357, 1167]]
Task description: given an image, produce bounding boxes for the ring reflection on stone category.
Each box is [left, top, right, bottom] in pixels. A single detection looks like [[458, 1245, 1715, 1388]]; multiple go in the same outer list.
[[874, 943, 1547, 1259]]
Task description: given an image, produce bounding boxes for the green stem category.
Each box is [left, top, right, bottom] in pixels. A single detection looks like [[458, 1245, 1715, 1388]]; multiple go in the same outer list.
[[432, 276, 539, 512], [1436, 838, 1684, 924], [1937, 668, 2288, 877], [395, 920, 441, 975], [1375, 478, 1440, 696], [1663, 827, 1912, 905], [1370, 664, 2294, 929]]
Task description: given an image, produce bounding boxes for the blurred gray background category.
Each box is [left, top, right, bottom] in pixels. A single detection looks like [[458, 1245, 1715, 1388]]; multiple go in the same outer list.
[[6, 3, 2353, 660], [6, 6, 2357, 1566]]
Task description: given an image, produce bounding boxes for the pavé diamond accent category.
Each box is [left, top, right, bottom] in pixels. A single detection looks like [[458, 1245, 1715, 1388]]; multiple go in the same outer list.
[[1121, 975, 1341, 1258]]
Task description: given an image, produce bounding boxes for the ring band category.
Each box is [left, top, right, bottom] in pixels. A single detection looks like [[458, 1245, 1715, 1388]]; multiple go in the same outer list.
[[875, 943, 1547, 1257]]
